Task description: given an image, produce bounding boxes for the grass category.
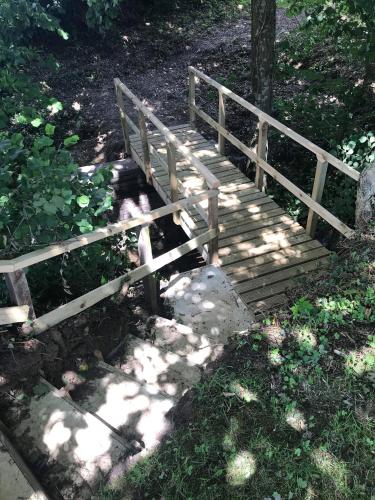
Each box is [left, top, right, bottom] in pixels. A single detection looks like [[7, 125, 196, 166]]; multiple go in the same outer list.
[[101, 238, 375, 499]]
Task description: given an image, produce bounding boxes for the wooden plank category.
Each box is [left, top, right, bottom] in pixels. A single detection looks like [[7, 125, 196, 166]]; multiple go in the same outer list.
[[306, 158, 328, 237], [188, 66, 359, 181], [219, 221, 303, 248], [220, 232, 312, 266], [167, 141, 180, 225], [194, 206, 285, 231], [255, 121, 268, 192], [0, 420, 50, 500], [225, 245, 329, 282], [208, 194, 219, 265], [189, 70, 196, 128], [30, 228, 217, 334], [215, 212, 297, 239], [249, 293, 288, 312], [235, 255, 329, 295], [219, 226, 306, 258], [4, 271, 35, 321], [138, 109, 153, 183], [115, 84, 131, 155], [218, 89, 226, 155], [0, 306, 30, 325], [242, 277, 298, 303], [138, 225, 159, 313]]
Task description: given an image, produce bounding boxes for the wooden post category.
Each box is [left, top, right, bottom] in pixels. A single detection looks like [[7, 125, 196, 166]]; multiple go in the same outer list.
[[218, 90, 226, 155], [138, 109, 152, 184], [207, 191, 219, 266], [255, 121, 268, 192], [115, 84, 131, 156], [167, 141, 180, 225], [4, 270, 36, 323], [138, 225, 159, 313], [306, 156, 328, 237], [188, 70, 196, 130]]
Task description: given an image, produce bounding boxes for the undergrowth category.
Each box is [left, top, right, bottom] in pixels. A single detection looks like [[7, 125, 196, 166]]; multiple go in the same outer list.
[[103, 237, 375, 499]]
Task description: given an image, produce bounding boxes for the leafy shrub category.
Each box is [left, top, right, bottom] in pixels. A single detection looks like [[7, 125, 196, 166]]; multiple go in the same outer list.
[[0, 130, 113, 255], [284, 0, 375, 80], [0, 0, 127, 310]]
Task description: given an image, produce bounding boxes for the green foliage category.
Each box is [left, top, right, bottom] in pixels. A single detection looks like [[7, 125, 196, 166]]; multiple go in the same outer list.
[[0, 131, 113, 255], [0, 0, 123, 309], [284, 0, 375, 78]]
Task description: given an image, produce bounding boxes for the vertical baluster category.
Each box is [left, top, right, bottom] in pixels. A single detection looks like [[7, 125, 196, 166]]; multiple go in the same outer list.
[[208, 191, 219, 266], [138, 109, 152, 184], [5, 270, 36, 331], [255, 120, 268, 192], [188, 69, 196, 130], [115, 84, 131, 156], [138, 225, 159, 313], [218, 89, 226, 155], [306, 156, 328, 237], [167, 141, 180, 225]]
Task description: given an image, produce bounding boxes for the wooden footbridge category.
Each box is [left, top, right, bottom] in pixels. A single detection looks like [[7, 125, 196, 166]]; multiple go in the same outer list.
[[0, 67, 359, 330]]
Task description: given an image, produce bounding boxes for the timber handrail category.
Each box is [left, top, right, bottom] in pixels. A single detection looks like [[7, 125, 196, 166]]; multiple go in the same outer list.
[[0, 190, 219, 333], [188, 66, 359, 239], [114, 78, 220, 190]]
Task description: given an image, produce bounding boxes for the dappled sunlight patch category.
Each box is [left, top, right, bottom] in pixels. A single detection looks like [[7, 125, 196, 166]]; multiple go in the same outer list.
[[285, 408, 306, 432], [311, 448, 348, 493], [229, 381, 258, 403], [222, 416, 239, 452], [345, 345, 375, 376], [43, 409, 72, 458], [226, 451, 256, 486], [292, 325, 317, 349], [268, 348, 283, 366]]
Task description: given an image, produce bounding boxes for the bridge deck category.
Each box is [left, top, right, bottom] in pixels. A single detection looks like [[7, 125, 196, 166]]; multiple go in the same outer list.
[[129, 124, 330, 318]]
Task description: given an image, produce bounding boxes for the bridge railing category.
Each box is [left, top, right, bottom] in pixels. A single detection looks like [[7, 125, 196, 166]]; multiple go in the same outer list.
[[188, 66, 359, 239], [114, 77, 220, 265], [0, 191, 218, 333]]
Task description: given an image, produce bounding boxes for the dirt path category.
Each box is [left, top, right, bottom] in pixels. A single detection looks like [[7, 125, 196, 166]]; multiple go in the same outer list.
[[50, 9, 299, 164]]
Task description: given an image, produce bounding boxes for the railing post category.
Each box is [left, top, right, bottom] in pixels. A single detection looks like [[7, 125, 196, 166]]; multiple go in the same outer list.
[[255, 121, 268, 192], [188, 69, 196, 130], [208, 190, 219, 266], [167, 141, 180, 225], [306, 156, 328, 237], [115, 84, 131, 156], [218, 89, 226, 155], [138, 109, 152, 184], [5, 270, 36, 325], [138, 225, 159, 314]]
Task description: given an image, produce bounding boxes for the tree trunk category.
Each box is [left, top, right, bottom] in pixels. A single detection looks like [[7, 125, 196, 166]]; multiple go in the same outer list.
[[356, 162, 375, 232], [251, 0, 276, 114]]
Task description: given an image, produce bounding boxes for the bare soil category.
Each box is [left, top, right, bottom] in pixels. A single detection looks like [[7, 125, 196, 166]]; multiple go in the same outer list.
[[46, 9, 300, 165]]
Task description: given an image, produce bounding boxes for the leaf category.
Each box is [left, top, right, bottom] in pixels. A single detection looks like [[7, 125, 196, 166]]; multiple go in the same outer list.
[[57, 28, 69, 40], [45, 123, 56, 136], [76, 219, 94, 233], [43, 201, 57, 215], [77, 195, 90, 208], [64, 135, 79, 147], [31, 117, 43, 128], [0, 195, 9, 207], [297, 478, 308, 489], [48, 99, 63, 114], [34, 135, 54, 150]]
